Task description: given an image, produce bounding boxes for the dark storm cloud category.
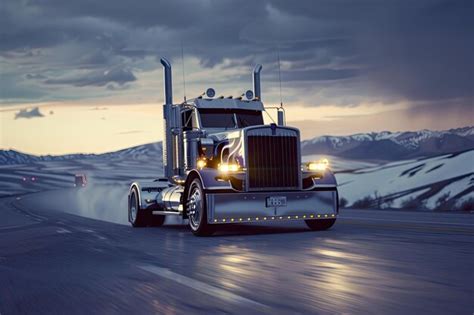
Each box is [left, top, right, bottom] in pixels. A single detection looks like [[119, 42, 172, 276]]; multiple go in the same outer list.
[[0, 0, 472, 106], [25, 73, 47, 80], [44, 67, 136, 87], [270, 0, 474, 101], [276, 68, 359, 82]]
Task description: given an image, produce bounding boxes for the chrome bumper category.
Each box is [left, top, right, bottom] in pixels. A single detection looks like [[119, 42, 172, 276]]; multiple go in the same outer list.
[[206, 189, 338, 224]]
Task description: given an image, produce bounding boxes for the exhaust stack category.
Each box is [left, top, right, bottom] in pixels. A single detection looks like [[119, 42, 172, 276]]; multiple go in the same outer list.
[[161, 58, 173, 105], [160, 57, 174, 180], [253, 64, 262, 100]]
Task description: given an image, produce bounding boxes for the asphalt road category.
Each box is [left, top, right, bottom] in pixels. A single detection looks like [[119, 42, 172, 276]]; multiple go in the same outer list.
[[0, 188, 473, 314]]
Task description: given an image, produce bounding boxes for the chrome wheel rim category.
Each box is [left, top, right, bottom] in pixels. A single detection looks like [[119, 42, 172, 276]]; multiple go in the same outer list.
[[188, 183, 202, 231], [130, 191, 137, 222]]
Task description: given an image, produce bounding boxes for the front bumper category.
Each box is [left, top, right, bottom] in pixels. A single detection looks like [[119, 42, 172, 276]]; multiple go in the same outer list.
[[206, 189, 338, 224]]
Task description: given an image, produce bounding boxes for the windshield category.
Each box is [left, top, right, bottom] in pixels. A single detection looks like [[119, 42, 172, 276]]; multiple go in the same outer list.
[[236, 110, 264, 127], [199, 109, 236, 129], [199, 109, 263, 129]]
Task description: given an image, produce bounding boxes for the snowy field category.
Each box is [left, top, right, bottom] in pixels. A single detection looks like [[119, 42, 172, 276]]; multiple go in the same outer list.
[[337, 150, 474, 210]]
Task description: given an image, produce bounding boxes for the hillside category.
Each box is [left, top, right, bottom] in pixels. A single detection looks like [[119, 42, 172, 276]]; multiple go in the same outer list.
[[0, 142, 162, 165], [337, 150, 474, 211]]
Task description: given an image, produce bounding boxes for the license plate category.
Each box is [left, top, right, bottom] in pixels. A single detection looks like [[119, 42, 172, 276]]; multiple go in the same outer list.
[[266, 196, 287, 207]]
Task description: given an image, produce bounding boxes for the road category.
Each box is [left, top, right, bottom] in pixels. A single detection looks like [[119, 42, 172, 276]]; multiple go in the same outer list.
[[0, 188, 473, 314]]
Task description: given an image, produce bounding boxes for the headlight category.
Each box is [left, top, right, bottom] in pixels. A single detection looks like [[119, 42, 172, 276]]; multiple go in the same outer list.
[[218, 163, 240, 173], [196, 159, 207, 169], [308, 159, 329, 171]]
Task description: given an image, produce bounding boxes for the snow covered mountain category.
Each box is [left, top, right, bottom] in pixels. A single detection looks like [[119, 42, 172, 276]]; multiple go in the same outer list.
[[302, 126, 474, 161], [337, 150, 474, 211], [2, 127, 473, 165], [0, 142, 162, 165]]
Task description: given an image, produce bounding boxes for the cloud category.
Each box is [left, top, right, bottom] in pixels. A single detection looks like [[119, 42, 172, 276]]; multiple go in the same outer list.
[[0, 0, 472, 115], [44, 66, 136, 87], [25, 73, 47, 80], [14, 107, 45, 119]]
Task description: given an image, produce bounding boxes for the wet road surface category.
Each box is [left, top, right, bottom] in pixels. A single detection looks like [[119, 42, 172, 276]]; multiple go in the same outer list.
[[0, 188, 473, 314]]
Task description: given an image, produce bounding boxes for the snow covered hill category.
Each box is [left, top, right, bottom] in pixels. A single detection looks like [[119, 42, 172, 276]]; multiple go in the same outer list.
[[337, 150, 474, 211], [0, 142, 162, 165], [302, 126, 474, 161]]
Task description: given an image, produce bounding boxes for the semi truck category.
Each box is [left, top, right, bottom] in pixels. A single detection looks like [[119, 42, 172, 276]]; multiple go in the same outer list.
[[127, 57, 339, 236]]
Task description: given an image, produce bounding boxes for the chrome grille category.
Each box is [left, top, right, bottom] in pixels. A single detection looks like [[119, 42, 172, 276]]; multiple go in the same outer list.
[[247, 134, 300, 190]]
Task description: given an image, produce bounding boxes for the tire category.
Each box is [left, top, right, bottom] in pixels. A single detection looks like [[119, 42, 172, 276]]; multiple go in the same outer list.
[[129, 186, 166, 227], [305, 219, 336, 231], [149, 214, 165, 227], [129, 186, 148, 227], [186, 178, 214, 236]]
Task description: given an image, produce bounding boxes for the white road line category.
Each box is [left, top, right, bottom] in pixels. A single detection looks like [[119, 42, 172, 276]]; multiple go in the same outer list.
[[56, 228, 72, 234], [139, 265, 269, 311], [340, 216, 474, 227], [11, 203, 48, 221], [0, 222, 40, 231]]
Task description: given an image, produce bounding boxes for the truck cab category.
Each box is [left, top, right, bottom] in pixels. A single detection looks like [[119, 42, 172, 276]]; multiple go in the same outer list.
[[128, 57, 338, 236]]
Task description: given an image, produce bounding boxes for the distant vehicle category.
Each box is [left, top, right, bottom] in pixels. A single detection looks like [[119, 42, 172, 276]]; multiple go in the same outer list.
[[74, 174, 87, 187], [21, 176, 37, 183], [128, 57, 338, 236]]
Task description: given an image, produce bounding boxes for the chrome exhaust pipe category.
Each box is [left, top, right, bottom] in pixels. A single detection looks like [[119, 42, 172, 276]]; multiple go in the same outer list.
[[160, 58, 173, 105], [253, 64, 262, 100], [160, 57, 174, 180]]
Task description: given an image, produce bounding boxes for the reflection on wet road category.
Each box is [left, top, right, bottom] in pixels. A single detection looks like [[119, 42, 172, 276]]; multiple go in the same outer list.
[[0, 189, 473, 314]]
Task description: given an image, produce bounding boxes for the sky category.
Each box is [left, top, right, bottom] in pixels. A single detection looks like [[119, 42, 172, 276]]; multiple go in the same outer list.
[[1, 0, 473, 154]]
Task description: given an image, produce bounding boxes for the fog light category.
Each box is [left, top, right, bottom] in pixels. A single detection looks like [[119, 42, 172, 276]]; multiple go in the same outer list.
[[197, 159, 207, 169], [308, 159, 329, 171], [218, 163, 240, 173]]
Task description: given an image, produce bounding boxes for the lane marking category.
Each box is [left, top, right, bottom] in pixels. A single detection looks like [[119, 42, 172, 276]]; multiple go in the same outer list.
[[11, 202, 48, 221], [139, 265, 269, 311], [0, 222, 41, 231], [340, 216, 474, 227], [56, 228, 72, 234]]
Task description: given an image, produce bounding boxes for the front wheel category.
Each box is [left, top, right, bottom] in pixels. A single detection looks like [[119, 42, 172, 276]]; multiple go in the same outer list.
[[305, 219, 336, 231], [186, 178, 214, 236]]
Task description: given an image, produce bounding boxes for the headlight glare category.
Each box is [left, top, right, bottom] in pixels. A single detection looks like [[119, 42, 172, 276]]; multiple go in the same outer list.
[[196, 159, 207, 169], [308, 158, 329, 171], [218, 163, 240, 173]]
